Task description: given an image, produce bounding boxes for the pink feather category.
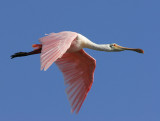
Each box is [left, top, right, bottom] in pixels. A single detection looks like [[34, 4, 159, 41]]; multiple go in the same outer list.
[[55, 50, 96, 113], [39, 31, 96, 113]]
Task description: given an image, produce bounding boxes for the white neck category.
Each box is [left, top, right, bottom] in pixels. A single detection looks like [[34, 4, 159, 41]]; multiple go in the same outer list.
[[78, 34, 112, 52], [85, 42, 111, 52]]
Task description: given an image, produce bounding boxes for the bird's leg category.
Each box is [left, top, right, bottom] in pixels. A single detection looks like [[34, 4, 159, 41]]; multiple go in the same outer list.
[[11, 44, 42, 59]]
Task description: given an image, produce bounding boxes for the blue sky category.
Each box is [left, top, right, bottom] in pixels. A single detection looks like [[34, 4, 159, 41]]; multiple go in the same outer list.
[[1, 0, 160, 121]]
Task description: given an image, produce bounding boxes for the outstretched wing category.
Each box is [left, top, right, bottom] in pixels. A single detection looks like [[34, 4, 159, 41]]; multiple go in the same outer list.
[[55, 49, 96, 114], [39, 31, 78, 71]]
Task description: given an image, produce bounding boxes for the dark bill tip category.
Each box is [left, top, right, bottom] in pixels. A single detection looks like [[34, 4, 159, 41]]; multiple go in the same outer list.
[[134, 48, 144, 54]]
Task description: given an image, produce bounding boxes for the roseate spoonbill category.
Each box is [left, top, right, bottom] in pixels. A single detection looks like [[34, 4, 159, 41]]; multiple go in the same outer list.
[[11, 31, 144, 113]]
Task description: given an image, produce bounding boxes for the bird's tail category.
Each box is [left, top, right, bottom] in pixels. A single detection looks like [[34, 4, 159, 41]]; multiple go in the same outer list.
[[11, 44, 42, 59]]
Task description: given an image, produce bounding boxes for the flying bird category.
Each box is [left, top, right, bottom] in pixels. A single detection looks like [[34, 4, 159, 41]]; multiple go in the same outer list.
[[11, 31, 144, 113]]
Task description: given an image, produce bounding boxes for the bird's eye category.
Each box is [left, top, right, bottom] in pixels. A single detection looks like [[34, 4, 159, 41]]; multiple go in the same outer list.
[[110, 44, 115, 48]]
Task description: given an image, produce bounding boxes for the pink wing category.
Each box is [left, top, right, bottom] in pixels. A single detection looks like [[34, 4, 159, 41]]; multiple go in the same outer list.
[[39, 31, 78, 71], [55, 49, 96, 114]]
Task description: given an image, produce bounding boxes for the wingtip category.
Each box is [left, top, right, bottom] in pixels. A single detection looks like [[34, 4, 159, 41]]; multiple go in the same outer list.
[[41, 66, 46, 71], [40, 64, 49, 71], [40, 68, 48, 71], [44, 67, 48, 71], [71, 109, 74, 114], [71, 109, 79, 114]]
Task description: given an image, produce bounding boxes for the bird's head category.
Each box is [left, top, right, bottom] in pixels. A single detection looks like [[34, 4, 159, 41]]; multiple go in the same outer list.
[[109, 43, 144, 53]]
